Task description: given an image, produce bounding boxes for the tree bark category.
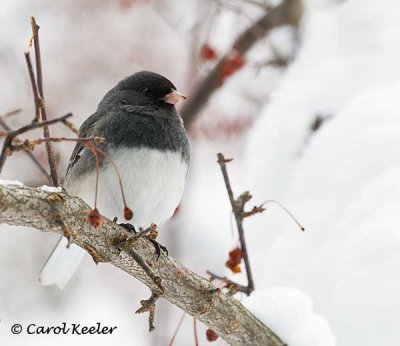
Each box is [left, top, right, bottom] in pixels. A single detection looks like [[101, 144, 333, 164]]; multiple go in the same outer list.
[[0, 182, 284, 346]]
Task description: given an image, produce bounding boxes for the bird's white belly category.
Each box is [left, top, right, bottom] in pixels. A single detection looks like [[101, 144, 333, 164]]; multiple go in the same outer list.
[[67, 147, 188, 228]]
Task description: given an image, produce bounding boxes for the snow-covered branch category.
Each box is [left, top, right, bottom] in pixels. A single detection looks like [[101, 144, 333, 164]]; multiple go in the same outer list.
[[0, 182, 284, 346]]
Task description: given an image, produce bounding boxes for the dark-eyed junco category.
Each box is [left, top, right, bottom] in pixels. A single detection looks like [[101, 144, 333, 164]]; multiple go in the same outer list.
[[39, 71, 190, 289]]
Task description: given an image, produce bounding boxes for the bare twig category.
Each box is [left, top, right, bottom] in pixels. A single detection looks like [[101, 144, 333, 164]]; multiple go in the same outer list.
[[61, 118, 79, 135], [94, 146, 130, 212], [259, 200, 305, 231], [193, 318, 199, 346], [168, 312, 186, 346], [127, 247, 163, 292], [210, 155, 305, 296], [181, 0, 303, 128], [135, 292, 159, 332], [30, 17, 44, 99], [1, 109, 22, 118], [10, 136, 105, 152], [0, 113, 72, 173], [0, 114, 51, 182], [206, 270, 251, 295], [217, 153, 255, 294], [114, 227, 163, 291], [4, 113, 72, 139], [29, 16, 59, 186], [24, 51, 41, 123]]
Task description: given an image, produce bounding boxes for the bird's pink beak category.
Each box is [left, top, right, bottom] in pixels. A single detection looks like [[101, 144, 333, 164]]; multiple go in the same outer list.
[[163, 90, 187, 105]]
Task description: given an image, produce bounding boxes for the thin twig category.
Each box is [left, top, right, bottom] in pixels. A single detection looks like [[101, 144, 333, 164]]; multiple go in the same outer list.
[[167, 312, 186, 346], [87, 145, 101, 209], [206, 270, 252, 295], [2, 109, 22, 118], [0, 113, 71, 173], [111, 225, 164, 291], [94, 146, 129, 209], [61, 118, 79, 135], [29, 16, 59, 186], [0, 113, 72, 140], [24, 52, 40, 123], [30, 17, 43, 99], [135, 292, 159, 332], [10, 136, 105, 152], [217, 153, 254, 294], [128, 249, 162, 291], [4, 113, 72, 139], [0, 137, 14, 175], [193, 318, 199, 346], [260, 200, 305, 231], [0, 115, 51, 182]]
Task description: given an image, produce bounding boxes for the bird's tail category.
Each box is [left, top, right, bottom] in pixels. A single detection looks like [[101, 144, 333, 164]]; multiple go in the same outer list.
[[39, 236, 85, 289]]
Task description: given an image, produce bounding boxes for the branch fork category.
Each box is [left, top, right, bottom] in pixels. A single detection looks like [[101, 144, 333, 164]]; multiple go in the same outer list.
[[211, 153, 256, 295], [136, 292, 160, 332]]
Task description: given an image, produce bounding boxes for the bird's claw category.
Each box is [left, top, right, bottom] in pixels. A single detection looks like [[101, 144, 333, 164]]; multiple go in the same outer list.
[[119, 222, 137, 234], [116, 221, 168, 259], [149, 239, 168, 259]]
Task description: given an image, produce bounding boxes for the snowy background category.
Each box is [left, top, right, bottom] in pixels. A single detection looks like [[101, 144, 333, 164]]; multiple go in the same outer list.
[[1, 0, 399, 345]]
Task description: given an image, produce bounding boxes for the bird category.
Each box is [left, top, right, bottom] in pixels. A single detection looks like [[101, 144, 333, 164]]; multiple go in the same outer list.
[[39, 71, 190, 289]]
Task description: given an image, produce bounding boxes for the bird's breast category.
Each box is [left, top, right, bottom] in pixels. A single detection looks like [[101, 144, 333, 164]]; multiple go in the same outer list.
[[70, 146, 189, 229]]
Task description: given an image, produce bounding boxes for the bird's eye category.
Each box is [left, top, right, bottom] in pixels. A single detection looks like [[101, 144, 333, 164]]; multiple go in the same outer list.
[[143, 88, 153, 96]]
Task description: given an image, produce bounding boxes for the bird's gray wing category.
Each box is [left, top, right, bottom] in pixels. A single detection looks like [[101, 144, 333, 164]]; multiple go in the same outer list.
[[65, 111, 104, 177]]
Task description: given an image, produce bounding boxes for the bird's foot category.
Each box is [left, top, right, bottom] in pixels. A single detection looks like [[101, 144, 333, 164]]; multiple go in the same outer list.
[[114, 217, 137, 234], [149, 239, 169, 259], [115, 221, 168, 259], [119, 222, 137, 234], [142, 224, 168, 259]]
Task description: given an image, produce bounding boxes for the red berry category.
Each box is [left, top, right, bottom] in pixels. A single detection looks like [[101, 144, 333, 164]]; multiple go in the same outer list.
[[200, 43, 217, 61], [206, 328, 219, 342], [124, 206, 133, 220], [229, 247, 244, 263], [225, 247, 244, 274], [219, 50, 245, 83], [88, 208, 103, 228], [225, 259, 242, 273]]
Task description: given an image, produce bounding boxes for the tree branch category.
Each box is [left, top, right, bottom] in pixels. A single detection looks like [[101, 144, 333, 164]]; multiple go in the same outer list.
[[0, 182, 284, 346], [217, 153, 255, 294], [181, 0, 303, 128]]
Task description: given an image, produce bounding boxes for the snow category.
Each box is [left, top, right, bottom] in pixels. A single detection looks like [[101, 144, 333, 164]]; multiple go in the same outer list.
[[243, 288, 336, 346], [39, 185, 62, 193], [242, 1, 400, 345], [0, 179, 24, 186]]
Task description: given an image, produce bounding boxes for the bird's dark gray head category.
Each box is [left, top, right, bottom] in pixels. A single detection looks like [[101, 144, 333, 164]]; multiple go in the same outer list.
[[115, 71, 186, 106], [118, 71, 175, 96]]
